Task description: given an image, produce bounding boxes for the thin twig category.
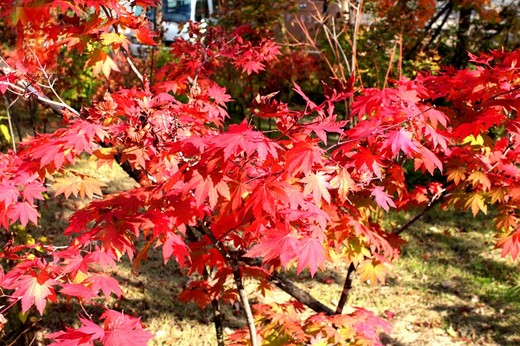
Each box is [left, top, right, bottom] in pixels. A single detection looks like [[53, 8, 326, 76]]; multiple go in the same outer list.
[[383, 40, 397, 89], [121, 48, 144, 83], [7, 317, 41, 346], [103, 7, 145, 84], [28, 47, 74, 108], [351, 0, 364, 78], [0, 56, 79, 116], [393, 191, 447, 236]]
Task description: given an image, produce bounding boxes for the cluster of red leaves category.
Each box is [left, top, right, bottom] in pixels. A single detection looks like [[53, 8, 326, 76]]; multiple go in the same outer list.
[[0, 0, 157, 75], [0, 1, 519, 345], [47, 310, 153, 345]]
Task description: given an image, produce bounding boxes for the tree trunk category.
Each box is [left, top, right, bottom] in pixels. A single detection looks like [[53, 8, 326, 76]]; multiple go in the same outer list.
[[452, 6, 472, 68]]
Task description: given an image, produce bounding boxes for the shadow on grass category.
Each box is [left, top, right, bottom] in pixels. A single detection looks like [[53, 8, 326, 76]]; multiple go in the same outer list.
[[111, 249, 248, 330], [431, 303, 519, 345], [390, 207, 520, 345]]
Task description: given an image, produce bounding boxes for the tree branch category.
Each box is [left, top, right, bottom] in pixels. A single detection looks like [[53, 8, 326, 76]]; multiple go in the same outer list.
[[405, 1, 453, 60], [189, 226, 337, 318], [393, 191, 446, 236], [335, 262, 356, 314], [0, 56, 80, 117], [120, 48, 144, 83], [232, 262, 258, 346], [202, 265, 224, 346], [269, 270, 335, 315], [3, 95, 18, 151], [198, 223, 258, 346], [211, 298, 224, 346]]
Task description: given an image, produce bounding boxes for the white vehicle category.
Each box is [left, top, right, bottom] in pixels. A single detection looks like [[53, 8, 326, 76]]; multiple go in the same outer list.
[[128, 0, 215, 55]]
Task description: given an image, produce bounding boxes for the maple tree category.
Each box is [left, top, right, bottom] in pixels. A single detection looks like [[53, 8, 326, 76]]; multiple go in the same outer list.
[[0, 1, 519, 345]]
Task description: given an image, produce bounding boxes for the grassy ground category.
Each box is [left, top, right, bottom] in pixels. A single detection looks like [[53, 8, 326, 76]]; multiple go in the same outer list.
[[6, 160, 519, 345]]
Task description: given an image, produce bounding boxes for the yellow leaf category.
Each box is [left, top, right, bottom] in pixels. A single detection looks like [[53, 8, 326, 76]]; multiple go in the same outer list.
[[330, 168, 358, 201], [489, 187, 507, 204], [467, 171, 491, 191], [446, 167, 466, 186], [88, 49, 120, 78], [462, 134, 484, 146], [0, 124, 11, 143], [494, 212, 517, 230], [79, 176, 106, 198], [464, 192, 487, 216], [100, 32, 129, 50], [53, 174, 106, 199], [92, 147, 117, 168], [53, 174, 82, 198], [357, 259, 388, 286], [73, 271, 89, 284]]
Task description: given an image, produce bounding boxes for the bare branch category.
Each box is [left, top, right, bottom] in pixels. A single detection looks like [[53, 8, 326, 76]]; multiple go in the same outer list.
[[351, 0, 364, 78], [335, 262, 356, 314], [393, 190, 447, 236], [270, 271, 335, 315], [102, 5, 145, 84], [121, 48, 144, 83], [0, 56, 79, 116], [199, 222, 258, 346]]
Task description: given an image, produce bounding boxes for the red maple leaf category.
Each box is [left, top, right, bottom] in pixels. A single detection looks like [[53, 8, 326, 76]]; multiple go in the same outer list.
[[415, 146, 442, 174], [6, 271, 57, 315], [496, 228, 520, 260], [245, 224, 298, 267], [208, 84, 232, 106], [84, 273, 122, 299], [135, 26, 156, 46], [296, 237, 326, 276], [101, 310, 154, 346], [8, 201, 39, 226], [384, 128, 419, 156], [60, 283, 98, 301], [85, 250, 117, 271], [305, 115, 346, 144], [21, 180, 46, 204], [353, 148, 384, 179], [237, 59, 265, 75], [211, 120, 280, 161], [161, 232, 190, 266], [246, 179, 288, 217], [285, 141, 323, 176], [371, 186, 396, 211], [48, 311, 152, 346], [0, 181, 19, 206]]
